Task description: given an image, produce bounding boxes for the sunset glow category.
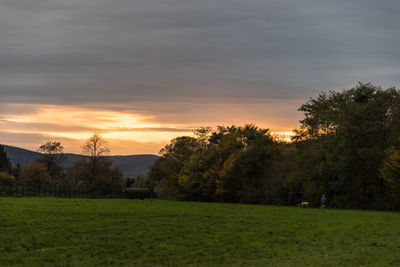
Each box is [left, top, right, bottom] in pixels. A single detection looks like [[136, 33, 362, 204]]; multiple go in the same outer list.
[[0, 103, 299, 154]]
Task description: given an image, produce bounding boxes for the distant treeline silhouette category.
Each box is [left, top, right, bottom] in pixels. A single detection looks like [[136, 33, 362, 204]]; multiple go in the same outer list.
[[0, 134, 124, 193], [146, 83, 400, 210], [2, 83, 400, 210]]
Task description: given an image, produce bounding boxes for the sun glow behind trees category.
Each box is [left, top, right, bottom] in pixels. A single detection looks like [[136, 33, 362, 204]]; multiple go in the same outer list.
[[0, 104, 197, 153], [0, 103, 298, 154]]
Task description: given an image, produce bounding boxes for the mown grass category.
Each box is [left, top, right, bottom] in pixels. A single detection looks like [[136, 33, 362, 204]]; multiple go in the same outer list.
[[1, 198, 400, 266]]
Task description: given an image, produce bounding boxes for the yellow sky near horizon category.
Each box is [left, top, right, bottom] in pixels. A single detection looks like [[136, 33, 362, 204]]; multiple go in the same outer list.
[[0, 102, 300, 155]]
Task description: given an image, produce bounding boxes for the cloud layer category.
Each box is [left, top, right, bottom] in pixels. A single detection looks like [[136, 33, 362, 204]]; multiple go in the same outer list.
[[1, 0, 400, 153]]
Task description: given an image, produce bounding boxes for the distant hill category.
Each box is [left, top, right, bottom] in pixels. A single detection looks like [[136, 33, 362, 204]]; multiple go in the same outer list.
[[1, 144, 159, 178]]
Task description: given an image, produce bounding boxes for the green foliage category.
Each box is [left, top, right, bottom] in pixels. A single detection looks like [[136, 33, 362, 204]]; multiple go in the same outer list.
[[291, 83, 400, 209], [2, 198, 400, 266], [19, 162, 52, 185], [37, 141, 65, 181], [217, 127, 278, 203], [381, 149, 400, 197], [148, 124, 281, 203], [147, 136, 204, 199], [124, 177, 135, 187], [179, 150, 219, 201], [17, 138, 122, 189], [67, 158, 123, 189], [131, 175, 148, 188], [0, 171, 14, 185], [0, 145, 12, 173]]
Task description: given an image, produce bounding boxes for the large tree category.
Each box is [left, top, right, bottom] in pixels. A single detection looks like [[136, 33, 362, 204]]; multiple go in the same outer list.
[[82, 134, 110, 185], [147, 136, 203, 199], [37, 141, 65, 181], [0, 145, 12, 173], [66, 133, 123, 188], [292, 83, 400, 208]]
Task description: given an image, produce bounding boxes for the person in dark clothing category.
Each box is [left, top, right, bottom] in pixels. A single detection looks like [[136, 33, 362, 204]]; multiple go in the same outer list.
[[320, 194, 327, 210]]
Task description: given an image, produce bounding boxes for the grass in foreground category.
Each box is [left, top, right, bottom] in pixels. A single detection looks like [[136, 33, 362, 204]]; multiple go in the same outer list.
[[1, 198, 400, 266]]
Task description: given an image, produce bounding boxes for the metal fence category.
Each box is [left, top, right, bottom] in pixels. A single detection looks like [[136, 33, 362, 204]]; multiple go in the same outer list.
[[0, 183, 125, 198]]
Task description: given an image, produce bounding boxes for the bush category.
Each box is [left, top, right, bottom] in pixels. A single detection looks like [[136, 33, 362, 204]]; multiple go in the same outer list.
[[0, 172, 14, 185], [19, 162, 52, 185]]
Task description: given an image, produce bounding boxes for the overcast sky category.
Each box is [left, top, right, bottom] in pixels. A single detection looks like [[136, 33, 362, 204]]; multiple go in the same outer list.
[[1, 0, 400, 154]]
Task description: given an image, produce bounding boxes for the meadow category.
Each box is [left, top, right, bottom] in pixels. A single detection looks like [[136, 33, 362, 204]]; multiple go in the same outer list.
[[1, 198, 400, 266]]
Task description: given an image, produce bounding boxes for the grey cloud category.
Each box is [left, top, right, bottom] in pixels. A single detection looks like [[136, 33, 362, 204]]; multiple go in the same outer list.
[[1, 0, 400, 106]]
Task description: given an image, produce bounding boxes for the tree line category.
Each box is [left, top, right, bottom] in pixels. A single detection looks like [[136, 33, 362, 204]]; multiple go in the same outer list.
[[2, 83, 400, 210], [146, 83, 400, 210], [0, 134, 123, 190]]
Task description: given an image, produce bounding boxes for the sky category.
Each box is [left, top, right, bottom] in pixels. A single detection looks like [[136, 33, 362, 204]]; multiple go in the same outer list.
[[1, 0, 400, 155]]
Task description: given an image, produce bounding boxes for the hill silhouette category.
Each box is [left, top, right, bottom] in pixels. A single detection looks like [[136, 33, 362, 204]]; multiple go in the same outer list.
[[2, 144, 159, 178]]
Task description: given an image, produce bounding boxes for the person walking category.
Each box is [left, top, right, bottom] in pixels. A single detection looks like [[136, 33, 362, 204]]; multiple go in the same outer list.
[[320, 194, 327, 211]]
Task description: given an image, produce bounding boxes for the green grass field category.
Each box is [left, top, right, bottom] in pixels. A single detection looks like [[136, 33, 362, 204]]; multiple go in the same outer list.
[[1, 198, 400, 266]]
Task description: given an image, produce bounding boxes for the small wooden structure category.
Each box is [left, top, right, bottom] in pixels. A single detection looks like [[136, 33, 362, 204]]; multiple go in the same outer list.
[[124, 188, 152, 199], [297, 201, 309, 207], [300, 201, 309, 207]]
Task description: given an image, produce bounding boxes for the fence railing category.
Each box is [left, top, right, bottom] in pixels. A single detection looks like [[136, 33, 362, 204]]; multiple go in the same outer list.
[[0, 183, 125, 198]]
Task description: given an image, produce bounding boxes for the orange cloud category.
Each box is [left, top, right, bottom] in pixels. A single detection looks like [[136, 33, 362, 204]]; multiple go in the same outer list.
[[0, 104, 198, 154], [0, 101, 302, 154]]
